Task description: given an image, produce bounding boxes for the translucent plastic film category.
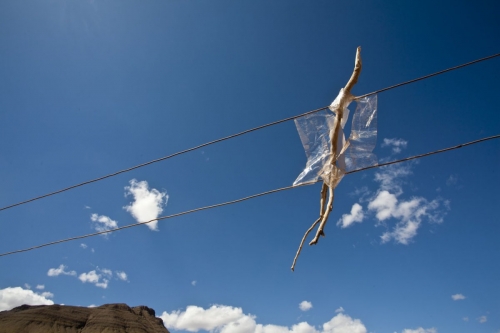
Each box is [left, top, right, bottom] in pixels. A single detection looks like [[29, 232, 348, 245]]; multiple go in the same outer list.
[[293, 94, 378, 187], [344, 94, 378, 171], [293, 110, 345, 187]]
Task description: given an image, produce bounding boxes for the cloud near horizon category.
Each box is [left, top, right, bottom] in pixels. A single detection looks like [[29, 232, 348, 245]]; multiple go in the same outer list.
[[401, 328, 437, 333], [0, 287, 54, 311], [160, 304, 367, 333], [123, 179, 168, 231]]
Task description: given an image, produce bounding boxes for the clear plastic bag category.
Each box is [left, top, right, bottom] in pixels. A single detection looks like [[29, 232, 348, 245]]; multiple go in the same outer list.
[[293, 94, 378, 187]]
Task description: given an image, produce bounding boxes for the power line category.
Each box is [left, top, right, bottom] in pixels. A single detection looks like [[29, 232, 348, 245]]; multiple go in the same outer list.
[[1, 134, 498, 258], [1, 52, 499, 213], [356, 52, 500, 99]]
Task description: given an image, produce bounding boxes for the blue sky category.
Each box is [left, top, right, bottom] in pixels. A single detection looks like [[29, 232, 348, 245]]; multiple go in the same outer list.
[[1, 1, 499, 332]]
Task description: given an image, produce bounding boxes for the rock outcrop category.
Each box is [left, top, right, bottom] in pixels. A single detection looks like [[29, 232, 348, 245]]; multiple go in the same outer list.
[[0, 303, 169, 333]]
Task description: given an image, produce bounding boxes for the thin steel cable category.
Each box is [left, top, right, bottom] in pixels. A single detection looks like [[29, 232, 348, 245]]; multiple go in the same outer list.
[[1, 134, 498, 258], [1, 52, 499, 213], [356, 52, 500, 99], [0, 106, 328, 213]]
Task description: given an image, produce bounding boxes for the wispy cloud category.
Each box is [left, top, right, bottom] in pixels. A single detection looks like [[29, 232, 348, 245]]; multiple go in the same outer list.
[[35, 285, 45, 290], [446, 175, 458, 186], [116, 271, 128, 282], [299, 301, 312, 311], [337, 140, 449, 245], [451, 294, 466, 301], [123, 179, 168, 231], [191, 280, 197, 286], [40, 291, 54, 298], [478, 315, 487, 323], [80, 243, 88, 249], [90, 214, 118, 236], [78, 267, 127, 288], [381, 138, 408, 154], [47, 264, 77, 277], [373, 163, 412, 195], [401, 328, 437, 333], [160, 304, 367, 333], [0, 287, 54, 311]]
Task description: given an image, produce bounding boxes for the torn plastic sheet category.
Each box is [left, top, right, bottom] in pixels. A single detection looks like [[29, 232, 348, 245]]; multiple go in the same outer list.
[[293, 94, 378, 187]]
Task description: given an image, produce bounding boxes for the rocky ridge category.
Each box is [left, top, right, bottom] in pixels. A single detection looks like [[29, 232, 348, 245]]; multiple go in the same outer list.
[[0, 303, 169, 333]]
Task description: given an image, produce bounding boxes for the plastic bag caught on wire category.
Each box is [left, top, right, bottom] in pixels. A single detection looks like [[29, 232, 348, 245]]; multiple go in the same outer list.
[[344, 94, 378, 171], [293, 110, 345, 188], [293, 94, 378, 188], [293, 88, 352, 188]]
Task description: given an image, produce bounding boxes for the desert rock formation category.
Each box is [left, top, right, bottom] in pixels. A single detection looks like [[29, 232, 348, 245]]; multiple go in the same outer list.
[[0, 303, 169, 333]]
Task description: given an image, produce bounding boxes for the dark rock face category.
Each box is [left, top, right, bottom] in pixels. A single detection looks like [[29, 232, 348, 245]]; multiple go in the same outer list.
[[0, 303, 169, 333]]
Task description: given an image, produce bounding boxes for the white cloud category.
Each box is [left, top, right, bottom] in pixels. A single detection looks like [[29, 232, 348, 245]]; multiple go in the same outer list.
[[451, 294, 465, 301], [191, 280, 197, 286], [478, 316, 487, 323], [35, 285, 45, 290], [90, 214, 118, 235], [341, 148, 449, 245], [401, 328, 437, 333], [161, 305, 247, 332], [101, 268, 113, 278], [116, 271, 128, 281], [79, 270, 100, 283], [369, 191, 444, 245], [0, 287, 54, 311], [78, 270, 109, 289], [322, 313, 366, 333], [160, 305, 366, 333], [95, 280, 109, 289], [80, 243, 88, 249], [123, 179, 168, 231], [337, 203, 364, 228], [47, 264, 77, 277], [299, 301, 313, 312], [88, 304, 97, 308], [373, 164, 412, 195], [365, 162, 448, 245], [40, 291, 54, 299], [381, 138, 408, 154], [335, 307, 344, 313], [24, 283, 31, 289]]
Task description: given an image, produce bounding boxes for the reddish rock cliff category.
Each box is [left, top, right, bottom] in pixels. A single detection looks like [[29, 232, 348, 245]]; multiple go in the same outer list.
[[0, 303, 169, 333]]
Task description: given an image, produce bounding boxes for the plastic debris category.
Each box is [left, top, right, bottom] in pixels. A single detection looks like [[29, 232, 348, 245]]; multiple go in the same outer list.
[[293, 94, 378, 188]]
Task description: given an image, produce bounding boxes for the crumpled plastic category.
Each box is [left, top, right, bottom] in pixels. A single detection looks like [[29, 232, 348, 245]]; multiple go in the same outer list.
[[293, 93, 378, 188]]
